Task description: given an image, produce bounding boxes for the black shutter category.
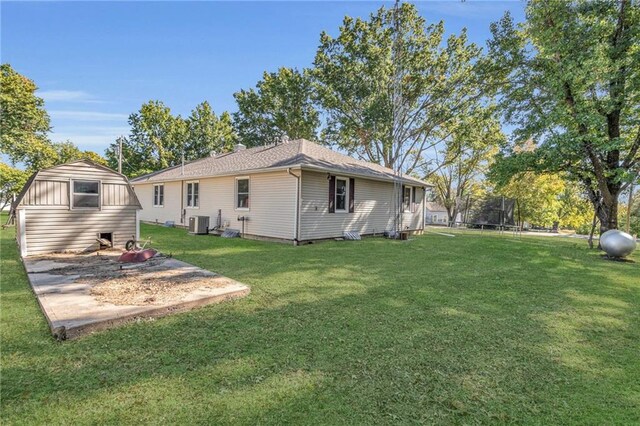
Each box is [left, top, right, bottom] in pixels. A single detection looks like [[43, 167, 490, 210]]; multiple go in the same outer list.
[[412, 187, 417, 213], [401, 185, 405, 212], [349, 178, 355, 213], [328, 176, 336, 213]]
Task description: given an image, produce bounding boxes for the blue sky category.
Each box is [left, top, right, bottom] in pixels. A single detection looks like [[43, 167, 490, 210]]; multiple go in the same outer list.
[[2, 1, 526, 155]]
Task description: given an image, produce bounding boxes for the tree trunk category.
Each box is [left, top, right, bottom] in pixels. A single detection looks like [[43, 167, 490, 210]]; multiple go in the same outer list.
[[588, 211, 598, 249], [586, 185, 620, 238], [596, 197, 619, 235], [447, 207, 457, 227]]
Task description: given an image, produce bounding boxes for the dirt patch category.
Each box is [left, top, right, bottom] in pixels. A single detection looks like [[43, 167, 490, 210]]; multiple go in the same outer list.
[[90, 269, 236, 306], [31, 251, 237, 306]]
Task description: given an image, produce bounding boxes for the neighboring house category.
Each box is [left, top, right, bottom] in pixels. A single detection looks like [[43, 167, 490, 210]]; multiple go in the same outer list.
[[13, 160, 142, 257], [131, 139, 429, 243], [425, 202, 449, 225]]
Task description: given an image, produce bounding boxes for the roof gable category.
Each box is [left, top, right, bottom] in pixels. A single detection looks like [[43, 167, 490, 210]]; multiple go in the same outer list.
[[12, 160, 141, 209]]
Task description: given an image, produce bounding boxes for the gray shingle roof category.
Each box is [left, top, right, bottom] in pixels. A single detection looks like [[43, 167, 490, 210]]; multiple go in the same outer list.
[[131, 139, 429, 186]]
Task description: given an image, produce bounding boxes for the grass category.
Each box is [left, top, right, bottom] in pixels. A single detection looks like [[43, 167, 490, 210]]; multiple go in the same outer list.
[[1, 220, 639, 425]]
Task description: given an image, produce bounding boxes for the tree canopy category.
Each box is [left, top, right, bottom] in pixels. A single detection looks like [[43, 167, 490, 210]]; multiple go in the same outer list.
[[486, 0, 640, 232], [233, 68, 319, 146], [0, 63, 51, 169], [313, 3, 487, 174], [185, 102, 236, 159], [1, 64, 107, 171], [106, 101, 237, 177], [0, 162, 28, 210]]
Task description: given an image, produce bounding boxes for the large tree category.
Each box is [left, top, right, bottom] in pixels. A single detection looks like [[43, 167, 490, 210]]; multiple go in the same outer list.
[[486, 0, 640, 233], [312, 3, 486, 174], [233, 67, 320, 146], [0, 64, 51, 167], [53, 140, 106, 165], [185, 101, 236, 159], [106, 100, 237, 177], [106, 101, 186, 177]]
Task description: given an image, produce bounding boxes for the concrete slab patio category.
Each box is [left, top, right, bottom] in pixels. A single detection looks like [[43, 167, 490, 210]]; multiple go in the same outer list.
[[23, 252, 250, 340]]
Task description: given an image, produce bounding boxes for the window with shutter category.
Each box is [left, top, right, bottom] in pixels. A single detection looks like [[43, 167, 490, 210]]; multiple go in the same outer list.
[[328, 176, 336, 213]]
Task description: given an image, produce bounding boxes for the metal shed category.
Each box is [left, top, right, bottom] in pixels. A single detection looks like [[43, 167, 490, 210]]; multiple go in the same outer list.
[[12, 160, 142, 257]]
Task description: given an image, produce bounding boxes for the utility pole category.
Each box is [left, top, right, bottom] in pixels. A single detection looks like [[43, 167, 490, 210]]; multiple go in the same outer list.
[[391, 0, 403, 236], [116, 136, 124, 174]]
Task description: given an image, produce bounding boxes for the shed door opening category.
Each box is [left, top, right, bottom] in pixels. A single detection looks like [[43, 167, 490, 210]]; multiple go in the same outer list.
[[98, 232, 113, 248]]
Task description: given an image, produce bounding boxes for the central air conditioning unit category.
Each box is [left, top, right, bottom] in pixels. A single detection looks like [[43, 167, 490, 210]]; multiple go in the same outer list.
[[188, 216, 210, 235]]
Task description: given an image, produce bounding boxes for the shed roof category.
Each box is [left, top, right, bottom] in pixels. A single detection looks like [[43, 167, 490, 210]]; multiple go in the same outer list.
[[131, 139, 430, 187], [12, 159, 142, 209]]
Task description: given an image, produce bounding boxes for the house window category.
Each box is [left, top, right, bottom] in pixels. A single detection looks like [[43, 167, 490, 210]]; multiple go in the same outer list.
[[403, 186, 412, 211], [187, 182, 199, 208], [72, 180, 100, 209], [236, 178, 249, 209], [153, 184, 164, 207], [335, 178, 347, 212]]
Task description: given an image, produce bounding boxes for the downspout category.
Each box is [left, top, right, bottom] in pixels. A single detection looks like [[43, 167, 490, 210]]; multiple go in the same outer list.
[[180, 180, 184, 224], [287, 168, 301, 245], [420, 186, 427, 231]]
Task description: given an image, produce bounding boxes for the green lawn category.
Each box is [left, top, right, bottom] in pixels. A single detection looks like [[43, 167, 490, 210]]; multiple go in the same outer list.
[[1, 222, 639, 425]]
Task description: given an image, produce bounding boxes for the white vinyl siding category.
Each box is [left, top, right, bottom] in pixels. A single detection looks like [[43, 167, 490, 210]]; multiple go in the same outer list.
[[103, 183, 136, 206], [300, 170, 424, 240], [16, 160, 141, 256], [24, 208, 137, 255], [19, 180, 69, 206], [135, 171, 297, 239]]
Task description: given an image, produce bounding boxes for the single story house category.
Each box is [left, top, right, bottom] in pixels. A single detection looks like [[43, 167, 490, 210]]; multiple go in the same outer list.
[[131, 139, 430, 243], [13, 160, 142, 257], [425, 202, 450, 225]]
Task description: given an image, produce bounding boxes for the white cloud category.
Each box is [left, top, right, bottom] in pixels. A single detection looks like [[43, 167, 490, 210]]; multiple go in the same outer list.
[[49, 110, 128, 121], [49, 126, 130, 151], [38, 90, 106, 104]]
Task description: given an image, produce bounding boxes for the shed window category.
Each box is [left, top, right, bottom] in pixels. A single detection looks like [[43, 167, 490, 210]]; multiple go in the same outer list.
[[187, 182, 199, 207], [153, 184, 164, 207], [236, 178, 249, 209], [72, 180, 100, 208]]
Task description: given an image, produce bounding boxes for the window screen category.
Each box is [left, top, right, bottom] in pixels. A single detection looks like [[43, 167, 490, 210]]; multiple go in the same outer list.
[[335, 178, 347, 211], [237, 179, 249, 209]]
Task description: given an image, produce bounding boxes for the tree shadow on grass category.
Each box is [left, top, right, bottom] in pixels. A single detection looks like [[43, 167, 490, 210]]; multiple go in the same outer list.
[[1, 227, 639, 424]]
